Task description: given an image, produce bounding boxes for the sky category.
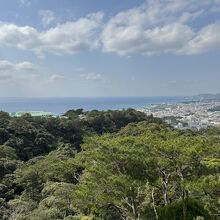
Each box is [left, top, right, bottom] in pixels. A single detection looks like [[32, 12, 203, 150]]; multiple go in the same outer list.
[[0, 0, 220, 97]]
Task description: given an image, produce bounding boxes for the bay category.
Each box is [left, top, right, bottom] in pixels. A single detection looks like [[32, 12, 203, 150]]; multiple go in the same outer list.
[[0, 96, 189, 115]]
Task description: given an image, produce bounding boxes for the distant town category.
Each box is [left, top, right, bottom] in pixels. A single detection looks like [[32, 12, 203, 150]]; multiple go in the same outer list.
[[8, 94, 220, 131], [139, 100, 220, 130]]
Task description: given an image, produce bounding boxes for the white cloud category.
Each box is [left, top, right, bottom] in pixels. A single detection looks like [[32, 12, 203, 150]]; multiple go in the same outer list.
[[16, 61, 35, 71], [102, 22, 195, 56], [101, 0, 220, 56], [1, 1, 220, 57], [39, 10, 55, 27], [0, 60, 35, 71], [81, 73, 102, 81], [0, 59, 38, 88], [180, 22, 220, 54], [49, 74, 65, 81], [0, 60, 14, 71], [0, 60, 66, 97], [0, 12, 104, 56]]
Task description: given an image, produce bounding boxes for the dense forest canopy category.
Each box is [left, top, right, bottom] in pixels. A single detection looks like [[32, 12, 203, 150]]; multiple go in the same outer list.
[[0, 109, 219, 220]]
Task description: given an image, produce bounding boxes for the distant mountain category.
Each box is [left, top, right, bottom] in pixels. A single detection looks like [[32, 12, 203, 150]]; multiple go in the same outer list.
[[196, 93, 220, 100]]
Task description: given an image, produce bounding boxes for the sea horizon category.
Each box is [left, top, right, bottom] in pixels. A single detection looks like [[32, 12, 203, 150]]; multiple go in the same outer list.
[[0, 96, 191, 114]]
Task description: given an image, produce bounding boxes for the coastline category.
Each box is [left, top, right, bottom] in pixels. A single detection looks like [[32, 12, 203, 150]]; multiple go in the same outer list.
[[0, 96, 189, 114]]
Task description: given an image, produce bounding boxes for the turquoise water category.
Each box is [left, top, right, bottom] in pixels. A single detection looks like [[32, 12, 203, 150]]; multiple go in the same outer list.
[[0, 97, 189, 114]]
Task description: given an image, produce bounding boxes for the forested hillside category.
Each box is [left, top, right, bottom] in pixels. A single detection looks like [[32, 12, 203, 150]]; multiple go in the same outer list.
[[0, 109, 219, 220]]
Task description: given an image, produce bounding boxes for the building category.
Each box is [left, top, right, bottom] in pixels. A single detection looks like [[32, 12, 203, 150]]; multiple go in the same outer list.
[[10, 111, 54, 117]]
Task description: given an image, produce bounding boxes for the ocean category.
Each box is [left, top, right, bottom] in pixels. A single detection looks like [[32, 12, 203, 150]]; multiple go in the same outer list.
[[0, 97, 189, 115]]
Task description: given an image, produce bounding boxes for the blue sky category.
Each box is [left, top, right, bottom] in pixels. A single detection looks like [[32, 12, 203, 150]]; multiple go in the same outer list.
[[0, 0, 220, 97]]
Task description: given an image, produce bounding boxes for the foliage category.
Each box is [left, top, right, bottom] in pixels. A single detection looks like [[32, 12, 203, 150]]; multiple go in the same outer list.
[[0, 109, 219, 219]]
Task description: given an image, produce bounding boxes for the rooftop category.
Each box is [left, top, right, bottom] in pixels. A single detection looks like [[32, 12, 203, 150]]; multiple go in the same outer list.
[[10, 111, 54, 117]]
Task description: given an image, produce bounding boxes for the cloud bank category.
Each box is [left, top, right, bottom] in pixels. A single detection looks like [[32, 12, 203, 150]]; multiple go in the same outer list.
[[1, 1, 220, 56], [0, 12, 104, 56], [101, 0, 220, 56]]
